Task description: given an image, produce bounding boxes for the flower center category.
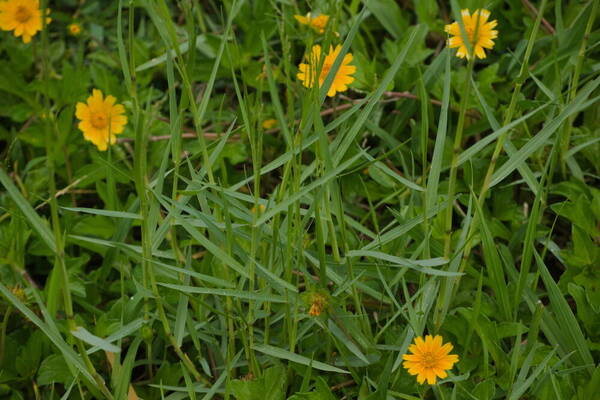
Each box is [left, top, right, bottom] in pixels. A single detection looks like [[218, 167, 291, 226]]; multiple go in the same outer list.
[[465, 26, 475, 42], [90, 112, 109, 129], [308, 293, 327, 316], [15, 6, 32, 23], [420, 352, 440, 369], [463, 16, 484, 43]]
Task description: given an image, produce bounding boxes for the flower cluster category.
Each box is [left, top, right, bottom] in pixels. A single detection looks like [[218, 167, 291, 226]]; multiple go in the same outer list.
[[2, 4, 500, 162], [286, 8, 483, 388], [0, 3, 500, 389]]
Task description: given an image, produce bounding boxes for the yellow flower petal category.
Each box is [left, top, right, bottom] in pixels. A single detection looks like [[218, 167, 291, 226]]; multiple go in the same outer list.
[[294, 15, 309, 25], [414, 336, 426, 350], [295, 12, 329, 34], [475, 45, 486, 59], [440, 342, 454, 354], [426, 370, 437, 384], [105, 95, 117, 107], [75, 103, 90, 120], [296, 43, 356, 97], [436, 368, 449, 378]]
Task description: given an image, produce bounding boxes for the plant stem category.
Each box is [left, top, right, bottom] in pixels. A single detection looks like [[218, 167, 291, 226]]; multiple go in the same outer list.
[[444, 57, 475, 257], [40, 1, 113, 397], [123, 2, 207, 384], [447, 0, 548, 317], [479, 0, 548, 202], [560, 0, 598, 175], [0, 306, 11, 367]]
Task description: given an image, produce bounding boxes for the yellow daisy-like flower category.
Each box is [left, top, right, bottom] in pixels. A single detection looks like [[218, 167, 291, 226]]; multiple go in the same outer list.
[[306, 291, 329, 317], [68, 22, 81, 36], [75, 89, 128, 151], [294, 12, 329, 34], [0, 0, 51, 43], [444, 9, 498, 59], [297, 44, 356, 97], [402, 335, 459, 385]]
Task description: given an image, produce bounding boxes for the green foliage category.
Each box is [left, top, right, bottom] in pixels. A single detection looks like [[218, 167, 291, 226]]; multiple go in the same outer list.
[[231, 364, 287, 400], [0, 0, 599, 399]]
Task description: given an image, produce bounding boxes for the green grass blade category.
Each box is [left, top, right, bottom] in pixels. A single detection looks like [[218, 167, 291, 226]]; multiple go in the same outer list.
[[332, 25, 425, 166], [425, 49, 451, 210], [535, 251, 594, 373], [0, 168, 57, 253], [0, 282, 95, 384], [114, 337, 142, 400], [252, 344, 349, 374], [159, 284, 287, 303], [472, 190, 512, 320], [491, 77, 600, 187]]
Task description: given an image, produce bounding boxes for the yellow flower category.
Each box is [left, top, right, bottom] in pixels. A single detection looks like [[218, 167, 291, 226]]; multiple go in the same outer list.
[[294, 12, 329, 34], [75, 89, 128, 151], [297, 44, 356, 97], [444, 9, 498, 59], [68, 22, 81, 36], [0, 0, 51, 43], [11, 285, 27, 302], [307, 292, 328, 316], [262, 119, 277, 130], [402, 335, 459, 384]]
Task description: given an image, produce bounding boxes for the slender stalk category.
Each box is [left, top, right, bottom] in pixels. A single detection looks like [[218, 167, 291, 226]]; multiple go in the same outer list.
[[0, 306, 11, 367], [39, 1, 113, 397], [314, 194, 328, 285], [121, 2, 207, 384], [446, 0, 548, 317], [560, 0, 598, 174], [276, 7, 300, 354], [443, 57, 475, 257], [106, 147, 118, 210], [247, 104, 262, 376], [418, 70, 431, 259], [479, 0, 547, 202]]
